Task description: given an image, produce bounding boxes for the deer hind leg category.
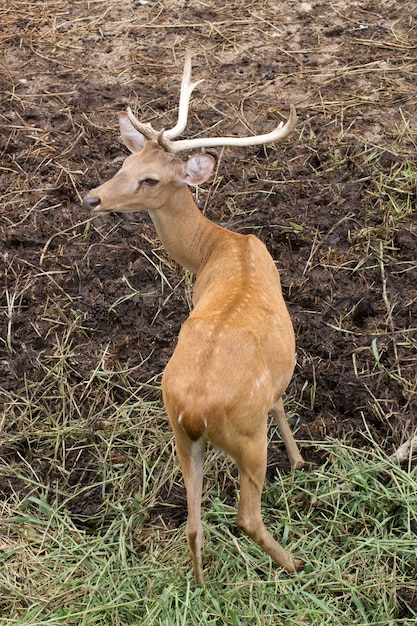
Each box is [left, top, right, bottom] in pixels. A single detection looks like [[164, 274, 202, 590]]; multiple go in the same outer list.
[[270, 398, 304, 470], [231, 428, 303, 573], [172, 427, 206, 585]]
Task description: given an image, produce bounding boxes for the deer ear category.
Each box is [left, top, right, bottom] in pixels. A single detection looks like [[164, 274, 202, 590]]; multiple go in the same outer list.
[[182, 154, 215, 186], [119, 114, 146, 153]]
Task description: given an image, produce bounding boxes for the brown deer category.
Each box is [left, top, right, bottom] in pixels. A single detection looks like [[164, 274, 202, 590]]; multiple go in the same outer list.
[[83, 53, 305, 584]]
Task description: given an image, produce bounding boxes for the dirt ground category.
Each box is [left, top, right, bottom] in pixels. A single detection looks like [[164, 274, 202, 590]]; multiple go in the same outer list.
[[1, 0, 416, 540]]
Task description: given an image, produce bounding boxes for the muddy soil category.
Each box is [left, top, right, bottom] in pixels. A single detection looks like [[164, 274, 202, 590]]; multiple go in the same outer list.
[[1, 0, 416, 538]]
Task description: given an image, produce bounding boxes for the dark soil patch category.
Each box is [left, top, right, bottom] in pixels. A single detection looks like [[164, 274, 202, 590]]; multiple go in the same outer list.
[[1, 1, 416, 582]]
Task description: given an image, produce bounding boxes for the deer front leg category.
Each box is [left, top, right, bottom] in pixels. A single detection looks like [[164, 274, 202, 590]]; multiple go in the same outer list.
[[173, 428, 206, 585], [270, 399, 305, 470]]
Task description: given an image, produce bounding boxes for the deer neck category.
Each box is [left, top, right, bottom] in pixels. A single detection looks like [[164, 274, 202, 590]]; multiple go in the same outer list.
[[148, 187, 222, 275]]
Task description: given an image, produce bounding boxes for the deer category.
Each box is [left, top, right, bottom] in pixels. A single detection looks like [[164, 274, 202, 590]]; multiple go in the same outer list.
[[82, 52, 305, 584]]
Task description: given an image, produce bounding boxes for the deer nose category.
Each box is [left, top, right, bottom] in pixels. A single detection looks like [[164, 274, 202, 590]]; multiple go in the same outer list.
[[82, 195, 102, 211]]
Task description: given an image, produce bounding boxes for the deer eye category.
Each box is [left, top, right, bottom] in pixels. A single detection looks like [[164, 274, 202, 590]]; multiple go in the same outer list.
[[142, 178, 158, 186]]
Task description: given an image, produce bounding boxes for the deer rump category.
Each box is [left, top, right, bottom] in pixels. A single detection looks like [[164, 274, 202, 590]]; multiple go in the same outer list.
[[162, 308, 295, 446]]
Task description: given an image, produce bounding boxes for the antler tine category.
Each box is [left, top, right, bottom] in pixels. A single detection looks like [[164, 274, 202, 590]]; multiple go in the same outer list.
[[170, 105, 298, 154], [125, 53, 203, 148], [126, 107, 160, 141], [163, 51, 205, 140]]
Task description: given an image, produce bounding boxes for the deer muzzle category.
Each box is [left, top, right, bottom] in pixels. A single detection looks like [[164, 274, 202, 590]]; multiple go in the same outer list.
[[82, 195, 102, 212]]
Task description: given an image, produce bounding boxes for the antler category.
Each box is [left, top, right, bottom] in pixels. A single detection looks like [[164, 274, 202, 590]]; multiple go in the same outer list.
[[164, 51, 205, 140], [169, 105, 297, 153], [127, 53, 297, 153], [126, 51, 204, 145]]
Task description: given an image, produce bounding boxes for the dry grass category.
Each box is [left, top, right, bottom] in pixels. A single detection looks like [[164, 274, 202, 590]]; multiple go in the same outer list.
[[1, 0, 417, 623]]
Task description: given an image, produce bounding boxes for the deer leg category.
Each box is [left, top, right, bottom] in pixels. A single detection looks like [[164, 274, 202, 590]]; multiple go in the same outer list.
[[270, 398, 304, 470], [173, 429, 206, 584], [229, 428, 303, 574]]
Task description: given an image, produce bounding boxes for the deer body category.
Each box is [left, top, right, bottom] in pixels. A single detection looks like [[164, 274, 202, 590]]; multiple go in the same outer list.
[[83, 54, 304, 583], [164, 229, 296, 444]]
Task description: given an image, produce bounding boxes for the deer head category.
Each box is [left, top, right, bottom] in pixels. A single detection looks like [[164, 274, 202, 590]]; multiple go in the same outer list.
[[83, 52, 296, 216]]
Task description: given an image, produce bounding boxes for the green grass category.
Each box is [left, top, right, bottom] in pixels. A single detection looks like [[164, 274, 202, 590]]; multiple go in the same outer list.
[[1, 364, 416, 625]]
